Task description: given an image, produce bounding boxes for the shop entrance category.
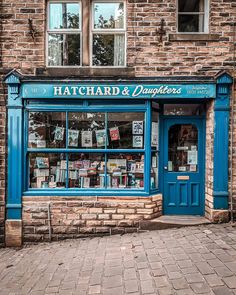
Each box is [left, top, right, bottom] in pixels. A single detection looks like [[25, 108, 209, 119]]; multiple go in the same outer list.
[[163, 117, 205, 215]]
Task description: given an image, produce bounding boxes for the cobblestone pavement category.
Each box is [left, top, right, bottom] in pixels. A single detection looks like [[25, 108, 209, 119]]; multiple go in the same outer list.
[[0, 224, 236, 295]]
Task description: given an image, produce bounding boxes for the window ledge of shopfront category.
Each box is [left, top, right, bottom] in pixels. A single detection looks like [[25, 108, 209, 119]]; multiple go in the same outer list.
[[35, 67, 135, 78], [169, 33, 220, 42]]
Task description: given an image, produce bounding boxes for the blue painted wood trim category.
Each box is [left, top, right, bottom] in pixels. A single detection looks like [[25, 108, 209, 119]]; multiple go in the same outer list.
[[5, 73, 23, 219], [213, 73, 233, 210]]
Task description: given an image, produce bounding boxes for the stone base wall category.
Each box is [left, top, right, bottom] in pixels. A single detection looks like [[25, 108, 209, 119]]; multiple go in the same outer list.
[[22, 195, 162, 242]]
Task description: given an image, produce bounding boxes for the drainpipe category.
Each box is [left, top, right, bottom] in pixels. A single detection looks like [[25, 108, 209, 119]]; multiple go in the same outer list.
[[229, 22, 236, 223], [48, 202, 52, 242]]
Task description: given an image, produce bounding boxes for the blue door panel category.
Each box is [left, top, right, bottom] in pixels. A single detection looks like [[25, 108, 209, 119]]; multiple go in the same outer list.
[[190, 183, 200, 206], [179, 182, 188, 207], [163, 118, 205, 215], [167, 182, 177, 206]]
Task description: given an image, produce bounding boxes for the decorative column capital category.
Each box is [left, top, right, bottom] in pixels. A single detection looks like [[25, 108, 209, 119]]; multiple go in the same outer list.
[[4, 70, 23, 107]]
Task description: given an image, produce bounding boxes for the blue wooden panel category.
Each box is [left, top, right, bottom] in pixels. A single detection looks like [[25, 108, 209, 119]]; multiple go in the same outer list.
[[190, 183, 200, 206], [179, 182, 188, 207], [22, 83, 216, 100], [167, 182, 176, 206]]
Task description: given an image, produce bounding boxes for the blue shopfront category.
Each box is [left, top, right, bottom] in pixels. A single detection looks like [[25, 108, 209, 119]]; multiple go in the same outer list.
[[4, 71, 233, 235]]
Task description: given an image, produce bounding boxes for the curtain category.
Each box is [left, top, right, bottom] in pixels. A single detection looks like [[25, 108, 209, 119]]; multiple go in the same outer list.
[[114, 34, 125, 66]]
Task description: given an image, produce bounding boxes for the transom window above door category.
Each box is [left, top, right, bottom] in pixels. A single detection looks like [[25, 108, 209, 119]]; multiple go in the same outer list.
[[178, 0, 209, 33], [47, 1, 126, 67]]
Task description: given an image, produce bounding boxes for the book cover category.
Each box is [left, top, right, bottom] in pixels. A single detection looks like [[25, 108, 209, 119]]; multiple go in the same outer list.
[[36, 157, 49, 169], [81, 131, 93, 147], [109, 127, 120, 141], [68, 129, 79, 147], [95, 129, 106, 147], [54, 126, 64, 141]]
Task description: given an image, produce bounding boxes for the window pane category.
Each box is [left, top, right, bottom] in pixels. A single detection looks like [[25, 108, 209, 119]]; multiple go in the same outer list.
[[107, 154, 144, 189], [178, 15, 204, 32], [108, 112, 145, 149], [68, 153, 105, 188], [178, 0, 204, 12], [68, 113, 106, 149], [93, 34, 125, 66], [48, 34, 81, 66], [151, 152, 158, 189], [29, 153, 66, 189], [151, 111, 159, 149], [164, 104, 205, 116], [94, 2, 124, 29], [49, 3, 80, 29], [28, 112, 66, 148], [168, 125, 198, 172]]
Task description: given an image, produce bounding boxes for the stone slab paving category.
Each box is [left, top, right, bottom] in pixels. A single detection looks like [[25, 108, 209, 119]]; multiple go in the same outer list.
[[0, 224, 236, 295]]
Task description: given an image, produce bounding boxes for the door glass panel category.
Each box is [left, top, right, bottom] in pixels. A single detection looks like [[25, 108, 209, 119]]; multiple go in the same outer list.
[[168, 124, 198, 172], [164, 104, 205, 116]]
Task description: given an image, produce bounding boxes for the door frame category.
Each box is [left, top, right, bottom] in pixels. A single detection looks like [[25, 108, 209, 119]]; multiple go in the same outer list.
[[160, 115, 206, 215]]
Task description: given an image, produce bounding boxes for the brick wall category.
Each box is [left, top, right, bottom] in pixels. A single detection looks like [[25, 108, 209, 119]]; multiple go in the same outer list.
[[22, 195, 162, 242]]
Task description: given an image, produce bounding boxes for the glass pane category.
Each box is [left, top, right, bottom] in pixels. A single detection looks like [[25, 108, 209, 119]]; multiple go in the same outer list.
[[28, 112, 66, 148], [151, 152, 158, 189], [164, 104, 205, 116], [108, 112, 145, 149], [48, 34, 81, 66], [151, 111, 159, 149], [178, 0, 204, 12], [49, 3, 80, 29], [68, 113, 105, 149], [94, 2, 124, 29], [107, 154, 144, 189], [29, 153, 66, 189], [178, 15, 204, 32], [68, 154, 105, 188], [168, 125, 198, 172], [92, 34, 125, 66]]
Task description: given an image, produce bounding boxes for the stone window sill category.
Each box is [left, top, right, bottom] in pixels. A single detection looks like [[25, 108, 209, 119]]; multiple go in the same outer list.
[[169, 33, 220, 42], [36, 67, 135, 78]]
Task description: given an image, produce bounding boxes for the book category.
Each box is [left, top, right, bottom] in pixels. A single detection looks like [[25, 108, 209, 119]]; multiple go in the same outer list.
[[54, 126, 64, 141], [34, 169, 49, 177], [36, 157, 49, 169], [95, 129, 106, 147], [81, 130, 92, 147]]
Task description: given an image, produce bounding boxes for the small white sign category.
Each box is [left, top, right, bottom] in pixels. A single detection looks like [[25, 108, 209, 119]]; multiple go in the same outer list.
[[133, 136, 143, 148], [132, 121, 143, 135]]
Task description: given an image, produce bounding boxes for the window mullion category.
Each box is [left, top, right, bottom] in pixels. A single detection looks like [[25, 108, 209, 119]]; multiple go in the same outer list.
[[82, 0, 90, 66]]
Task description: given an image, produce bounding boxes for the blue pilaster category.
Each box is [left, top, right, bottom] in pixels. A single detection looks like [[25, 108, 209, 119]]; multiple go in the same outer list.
[[4, 70, 23, 219], [213, 72, 233, 209]]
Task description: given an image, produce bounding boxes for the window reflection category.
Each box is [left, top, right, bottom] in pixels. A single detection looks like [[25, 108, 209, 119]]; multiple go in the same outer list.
[[94, 3, 124, 29], [168, 124, 198, 172]]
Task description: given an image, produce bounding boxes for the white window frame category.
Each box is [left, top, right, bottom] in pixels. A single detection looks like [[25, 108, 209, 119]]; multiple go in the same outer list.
[[177, 0, 209, 34], [46, 0, 82, 67], [90, 0, 127, 67]]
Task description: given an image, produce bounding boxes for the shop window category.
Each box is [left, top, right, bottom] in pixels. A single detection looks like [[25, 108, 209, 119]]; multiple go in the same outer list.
[[47, 2, 81, 66], [47, 1, 126, 67], [151, 109, 159, 190], [27, 110, 149, 191], [92, 2, 125, 66], [164, 104, 205, 116], [178, 0, 209, 33]]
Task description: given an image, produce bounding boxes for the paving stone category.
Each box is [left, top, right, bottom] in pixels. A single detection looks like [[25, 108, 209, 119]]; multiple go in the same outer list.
[[88, 285, 101, 294], [124, 279, 139, 293], [158, 286, 174, 295], [225, 262, 236, 272], [172, 278, 188, 290], [154, 275, 170, 288], [138, 269, 152, 280], [222, 276, 236, 289], [103, 287, 124, 295], [185, 273, 205, 283], [104, 266, 123, 277], [103, 275, 122, 289], [124, 268, 137, 280], [205, 274, 224, 287], [167, 272, 183, 279], [140, 280, 155, 294], [196, 262, 215, 275], [190, 282, 211, 294], [215, 267, 234, 277], [213, 286, 235, 295]]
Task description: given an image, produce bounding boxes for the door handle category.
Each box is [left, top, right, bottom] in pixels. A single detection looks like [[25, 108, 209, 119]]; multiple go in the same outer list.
[[164, 166, 168, 170]]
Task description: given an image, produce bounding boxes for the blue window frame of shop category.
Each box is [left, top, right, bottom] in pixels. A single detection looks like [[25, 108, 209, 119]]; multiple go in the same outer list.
[[23, 100, 160, 196]]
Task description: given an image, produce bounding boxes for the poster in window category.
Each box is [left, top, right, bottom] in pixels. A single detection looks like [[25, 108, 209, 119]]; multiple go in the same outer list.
[[187, 151, 198, 165], [54, 126, 64, 141], [133, 136, 143, 148], [95, 129, 106, 147], [132, 121, 143, 135], [151, 122, 159, 147], [81, 130, 93, 147], [68, 130, 79, 147], [109, 127, 120, 141]]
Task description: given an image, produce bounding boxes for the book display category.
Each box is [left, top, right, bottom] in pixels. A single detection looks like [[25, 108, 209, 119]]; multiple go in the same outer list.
[[29, 154, 66, 188]]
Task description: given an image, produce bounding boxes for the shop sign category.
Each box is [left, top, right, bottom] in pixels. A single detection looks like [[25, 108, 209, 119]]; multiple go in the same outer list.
[[22, 83, 216, 99]]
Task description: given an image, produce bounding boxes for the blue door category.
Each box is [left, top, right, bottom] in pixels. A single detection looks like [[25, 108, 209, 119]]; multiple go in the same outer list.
[[163, 118, 205, 215]]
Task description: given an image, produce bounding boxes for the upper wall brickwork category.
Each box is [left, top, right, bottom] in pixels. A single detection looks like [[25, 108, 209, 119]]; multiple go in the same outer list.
[[0, 0, 235, 77]]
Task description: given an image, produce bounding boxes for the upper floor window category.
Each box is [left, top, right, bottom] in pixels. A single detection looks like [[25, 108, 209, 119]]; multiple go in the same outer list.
[[47, 1, 126, 67], [178, 0, 209, 33]]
